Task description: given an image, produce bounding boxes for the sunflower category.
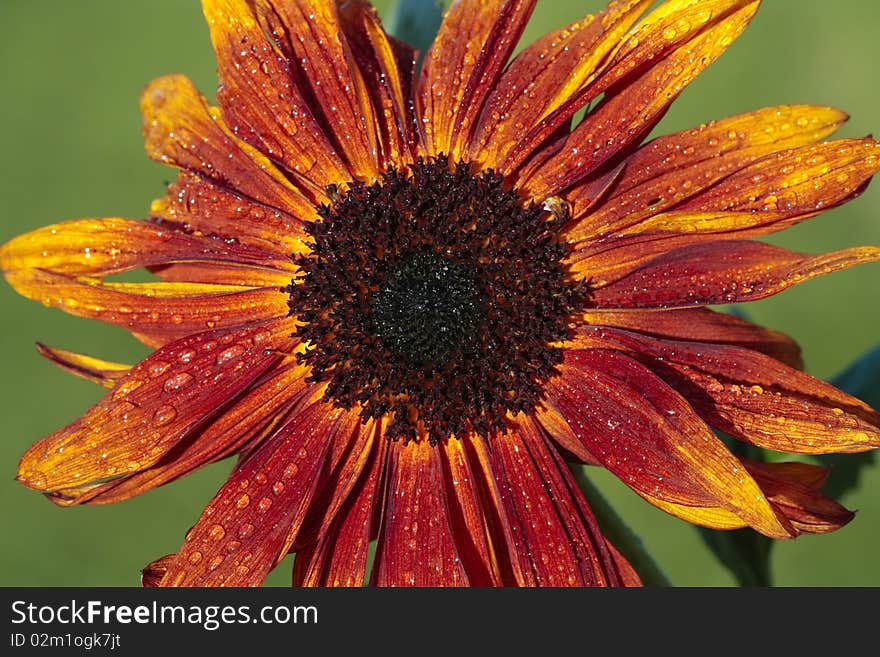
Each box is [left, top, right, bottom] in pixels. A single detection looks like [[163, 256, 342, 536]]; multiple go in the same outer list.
[[3, 0, 880, 587]]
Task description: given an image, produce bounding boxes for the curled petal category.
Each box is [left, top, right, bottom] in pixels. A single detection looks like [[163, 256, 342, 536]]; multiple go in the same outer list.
[[371, 440, 468, 586], [546, 348, 790, 538], [142, 554, 176, 587], [566, 105, 850, 238], [4, 268, 289, 347], [744, 460, 854, 535], [586, 241, 880, 308], [573, 326, 880, 454], [36, 343, 130, 389], [160, 395, 338, 586], [17, 319, 295, 494], [419, 0, 536, 158]]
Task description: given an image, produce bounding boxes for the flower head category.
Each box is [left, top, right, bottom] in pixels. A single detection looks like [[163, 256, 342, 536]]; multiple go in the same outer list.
[[4, 0, 880, 586]]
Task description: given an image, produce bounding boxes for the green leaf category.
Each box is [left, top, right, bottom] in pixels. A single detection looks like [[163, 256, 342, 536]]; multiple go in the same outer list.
[[814, 346, 880, 499], [570, 465, 672, 587], [697, 526, 773, 586], [384, 0, 444, 56]]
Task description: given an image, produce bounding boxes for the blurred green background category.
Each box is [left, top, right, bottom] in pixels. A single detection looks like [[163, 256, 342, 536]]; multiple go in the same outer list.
[[1, 0, 878, 587]]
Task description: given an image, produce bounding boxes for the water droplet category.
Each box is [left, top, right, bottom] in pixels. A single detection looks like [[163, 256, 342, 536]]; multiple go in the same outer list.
[[207, 555, 225, 571], [188, 551, 203, 564], [238, 523, 255, 539], [282, 463, 299, 479], [147, 361, 171, 378], [178, 349, 197, 364], [152, 405, 177, 426], [258, 497, 273, 512], [272, 481, 284, 495], [226, 540, 242, 553], [216, 344, 246, 366], [163, 371, 194, 392], [208, 524, 226, 541]]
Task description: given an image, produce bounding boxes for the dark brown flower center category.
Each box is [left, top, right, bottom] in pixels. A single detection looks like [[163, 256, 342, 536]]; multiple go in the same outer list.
[[286, 157, 583, 443]]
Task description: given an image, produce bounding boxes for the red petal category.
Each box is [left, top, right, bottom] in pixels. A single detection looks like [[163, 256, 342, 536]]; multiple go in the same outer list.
[[293, 424, 387, 587], [574, 326, 880, 454], [4, 268, 289, 348], [566, 105, 850, 237], [487, 417, 624, 586], [0, 217, 290, 278], [160, 395, 338, 586], [521, 1, 760, 198], [587, 240, 880, 308], [744, 460, 854, 535], [418, 0, 535, 159], [546, 348, 789, 537], [338, 0, 419, 168], [471, 0, 651, 168], [500, 0, 760, 175], [141, 74, 315, 215], [250, 0, 381, 180], [371, 441, 468, 586], [150, 173, 310, 257], [51, 360, 313, 506], [582, 307, 803, 369], [17, 319, 295, 493]]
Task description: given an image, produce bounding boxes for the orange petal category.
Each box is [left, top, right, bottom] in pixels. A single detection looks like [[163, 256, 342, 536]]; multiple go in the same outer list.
[[371, 440, 468, 586], [151, 173, 310, 257], [585, 240, 880, 308], [4, 268, 289, 347], [160, 396, 338, 586], [249, 0, 381, 180], [582, 308, 803, 369], [471, 0, 652, 168], [547, 348, 790, 538], [573, 326, 880, 455], [149, 261, 293, 288], [0, 217, 291, 278], [338, 0, 419, 168], [489, 417, 626, 585], [17, 319, 295, 494], [202, 0, 354, 191], [500, 0, 760, 175], [566, 105, 850, 239], [418, 0, 536, 159], [566, 140, 880, 279], [293, 424, 387, 587], [51, 360, 313, 506], [35, 343, 130, 389], [141, 74, 316, 217], [520, 1, 760, 198]]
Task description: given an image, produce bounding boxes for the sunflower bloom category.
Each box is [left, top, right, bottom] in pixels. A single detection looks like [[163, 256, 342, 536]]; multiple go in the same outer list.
[[4, 0, 880, 587]]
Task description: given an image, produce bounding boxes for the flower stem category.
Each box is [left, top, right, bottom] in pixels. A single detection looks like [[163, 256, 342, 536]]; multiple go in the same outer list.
[[570, 465, 672, 587]]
